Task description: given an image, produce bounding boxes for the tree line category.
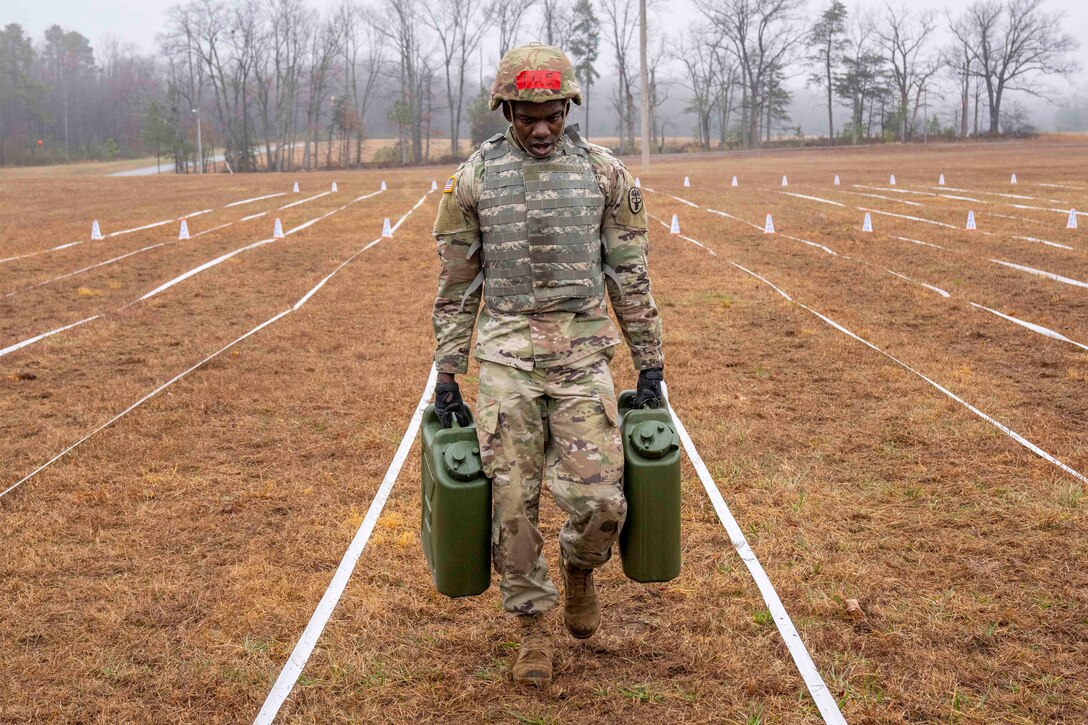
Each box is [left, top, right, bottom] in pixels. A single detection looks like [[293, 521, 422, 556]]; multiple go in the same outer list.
[[0, 0, 1079, 170]]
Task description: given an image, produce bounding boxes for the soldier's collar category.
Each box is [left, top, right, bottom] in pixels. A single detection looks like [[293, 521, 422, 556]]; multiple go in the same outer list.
[[505, 125, 569, 158]]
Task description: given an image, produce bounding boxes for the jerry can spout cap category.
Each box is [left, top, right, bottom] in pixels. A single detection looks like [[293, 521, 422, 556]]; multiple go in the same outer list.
[[630, 420, 679, 459], [444, 440, 483, 481]]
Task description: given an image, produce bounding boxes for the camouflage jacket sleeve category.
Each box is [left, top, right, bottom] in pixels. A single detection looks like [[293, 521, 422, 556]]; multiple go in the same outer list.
[[596, 153, 664, 370], [431, 156, 484, 375]]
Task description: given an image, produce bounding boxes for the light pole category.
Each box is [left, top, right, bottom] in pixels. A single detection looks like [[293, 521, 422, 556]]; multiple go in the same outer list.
[[191, 108, 203, 173]]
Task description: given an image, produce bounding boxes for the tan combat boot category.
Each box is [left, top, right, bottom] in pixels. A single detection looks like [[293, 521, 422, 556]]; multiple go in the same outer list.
[[561, 553, 600, 639], [512, 615, 552, 686]]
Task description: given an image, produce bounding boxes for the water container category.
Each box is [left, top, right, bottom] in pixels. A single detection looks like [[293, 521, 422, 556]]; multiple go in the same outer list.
[[420, 404, 492, 597], [617, 390, 682, 583]]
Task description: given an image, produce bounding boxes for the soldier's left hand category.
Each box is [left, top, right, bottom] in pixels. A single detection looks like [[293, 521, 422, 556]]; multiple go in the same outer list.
[[633, 368, 664, 409]]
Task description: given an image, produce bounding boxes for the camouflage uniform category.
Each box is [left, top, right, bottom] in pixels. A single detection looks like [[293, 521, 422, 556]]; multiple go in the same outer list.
[[431, 83, 662, 616]]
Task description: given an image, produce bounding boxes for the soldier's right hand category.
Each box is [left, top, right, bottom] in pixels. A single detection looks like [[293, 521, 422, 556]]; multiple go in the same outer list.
[[435, 381, 471, 428]]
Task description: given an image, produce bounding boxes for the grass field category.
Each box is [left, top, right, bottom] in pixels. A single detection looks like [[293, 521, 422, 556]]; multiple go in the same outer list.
[[1, 139, 1086, 723]]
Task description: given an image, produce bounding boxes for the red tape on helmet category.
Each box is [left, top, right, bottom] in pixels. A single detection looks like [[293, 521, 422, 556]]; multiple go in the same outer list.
[[515, 70, 562, 90]]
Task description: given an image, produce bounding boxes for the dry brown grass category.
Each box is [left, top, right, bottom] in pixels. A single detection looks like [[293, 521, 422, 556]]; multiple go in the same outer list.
[[1, 141, 1087, 723]]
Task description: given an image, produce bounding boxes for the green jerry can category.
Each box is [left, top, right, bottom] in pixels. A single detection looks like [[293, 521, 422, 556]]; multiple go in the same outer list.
[[420, 404, 492, 598], [617, 390, 682, 583]]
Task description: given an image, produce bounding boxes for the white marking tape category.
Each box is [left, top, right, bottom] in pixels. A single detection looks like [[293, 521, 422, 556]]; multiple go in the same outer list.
[[941, 194, 986, 204], [984, 212, 1044, 225], [779, 191, 845, 207], [183, 209, 213, 219], [726, 261, 1088, 485], [1036, 182, 1088, 191], [663, 381, 847, 724], [853, 185, 932, 197], [649, 214, 717, 256], [924, 185, 1035, 201], [1, 310, 290, 498], [858, 207, 957, 229], [3, 242, 170, 299], [991, 259, 1088, 289], [1009, 203, 1087, 217], [890, 235, 944, 250], [1013, 236, 1074, 251], [781, 234, 837, 256], [225, 192, 288, 208], [241, 212, 268, 222], [840, 191, 924, 207], [280, 191, 332, 210], [886, 270, 949, 297], [135, 237, 276, 302], [106, 219, 173, 237], [0, 315, 101, 359], [254, 366, 438, 725], [3, 190, 433, 496], [970, 303, 1088, 352], [192, 222, 234, 238]]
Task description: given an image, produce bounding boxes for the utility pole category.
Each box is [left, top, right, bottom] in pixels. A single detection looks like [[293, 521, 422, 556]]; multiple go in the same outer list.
[[639, 0, 650, 173], [192, 108, 203, 173]]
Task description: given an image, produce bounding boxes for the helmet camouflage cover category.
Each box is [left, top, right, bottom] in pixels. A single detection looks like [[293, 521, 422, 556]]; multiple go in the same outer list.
[[488, 43, 583, 111]]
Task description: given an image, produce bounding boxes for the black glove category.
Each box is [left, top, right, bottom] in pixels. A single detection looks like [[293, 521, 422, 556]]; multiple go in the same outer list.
[[633, 368, 664, 409], [435, 381, 470, 427]]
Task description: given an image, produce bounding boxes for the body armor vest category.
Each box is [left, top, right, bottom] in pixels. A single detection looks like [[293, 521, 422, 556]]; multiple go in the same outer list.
[[476, 128, 606, 314]]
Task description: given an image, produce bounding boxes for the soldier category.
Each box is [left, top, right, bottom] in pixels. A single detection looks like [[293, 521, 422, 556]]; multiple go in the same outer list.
[[430, 43, 664, 686]]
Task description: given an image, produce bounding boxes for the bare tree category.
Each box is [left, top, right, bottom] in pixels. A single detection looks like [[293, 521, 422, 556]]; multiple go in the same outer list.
[[424, 0, 491, 158], [488, 0, 538, 59], [539, 0, 572, 47], [600, 0, 639, 152], [696, 0, 806, 148], [876, 5, 940, 142], [342, 3, 384, 165], [950, 0, 1079, 136], [673, 27, 719, 150], [807, 0, 848, 142]]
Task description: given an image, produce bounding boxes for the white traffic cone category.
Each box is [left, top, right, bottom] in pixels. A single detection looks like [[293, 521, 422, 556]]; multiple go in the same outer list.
[[834, 175, 841, 186], [1010, 173, 1018, 184], [331, 181, 338, 192], [293, 181, 299, 193], [889, 174, 896, 185], [179, 220, 190, 240], [1067, 209, 1078, 229], [635, 176, 641, 188], [862, 212, 873, 232], [669, 214, 680, 234], [382, 218, 393, 237], [731, 176, 738, 187], [380, 180, 387, 191], [764, 214, 775, 234], [273, 218, 284, 238], [431, 179, 438, 192], [781, 175, 788, 187], [939, 174, 945, 185], [91, 220, 103, 240], [683, 176, 690, 187], [966, 210, 977, 230]]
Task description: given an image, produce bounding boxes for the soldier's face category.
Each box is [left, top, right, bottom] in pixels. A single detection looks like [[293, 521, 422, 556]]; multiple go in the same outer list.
[[505, 100, 569, 158]]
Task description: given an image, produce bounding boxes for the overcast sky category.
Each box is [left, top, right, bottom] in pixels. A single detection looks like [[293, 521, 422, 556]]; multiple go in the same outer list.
[[8, 0, 1088, 131]]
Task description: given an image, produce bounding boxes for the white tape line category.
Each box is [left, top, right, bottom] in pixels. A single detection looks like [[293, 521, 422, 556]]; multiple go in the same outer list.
[[781, 234, 837, 256], [924, 185, 1035, 201], [136, 238, 276, 302], [664, 382, 847, 725], [1013, 236, 1074, 251], [840, 191, 924, 207], [853, 185, 932, 197], [1, 310, 291, 499], [1037, 182, 1088, 190], [280, 191, 332, 210], [0, 315, 101, 359], [182, 209, 213, 219], [254, 366, 438, 725], [728, 263, 1088, 486], [886, 270, 950, 297], [106, 219, 173, 237], [225, 192, 288, 208], [3, 242, 170, 298], [649, 214, 716, 255], [984, 212, 1045, 225], [241, 212, 268, 222], [0, 241, 84, 266], [970, 303, 1088, 352], [941, 194, 987, 204], [3, 189, 432, 496], [858, 207, 957, 229], [890, 236, 943, 250], [778, 191, 845, 207], [1009, 203, 1087, 217], [991, 259, 1088, 289], [192, 222, 234, 238]]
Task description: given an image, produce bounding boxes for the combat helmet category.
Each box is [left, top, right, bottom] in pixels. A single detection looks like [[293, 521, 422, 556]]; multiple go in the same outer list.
[[489, 43, 583, 111]]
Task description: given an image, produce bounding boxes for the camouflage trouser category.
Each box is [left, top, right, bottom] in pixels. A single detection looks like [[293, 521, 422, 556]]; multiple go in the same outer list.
[[475, 350, 626, 616]]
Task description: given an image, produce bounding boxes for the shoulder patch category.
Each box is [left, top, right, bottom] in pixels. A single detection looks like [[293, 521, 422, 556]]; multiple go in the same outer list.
[[628, 187, 644, 214], [444, 176, 456, 194]]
